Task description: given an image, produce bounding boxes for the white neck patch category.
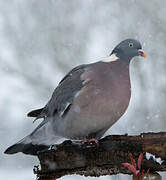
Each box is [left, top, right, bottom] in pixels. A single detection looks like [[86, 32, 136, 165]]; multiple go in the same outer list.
[[102, 53, 119, 63]]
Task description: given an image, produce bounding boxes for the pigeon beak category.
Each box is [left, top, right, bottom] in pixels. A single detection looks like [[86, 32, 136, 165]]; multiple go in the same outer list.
[[138, 49, 147, 58]]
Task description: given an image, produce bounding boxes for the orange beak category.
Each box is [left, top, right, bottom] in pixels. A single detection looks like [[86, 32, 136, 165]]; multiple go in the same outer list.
[[138, 49, 147, 58]]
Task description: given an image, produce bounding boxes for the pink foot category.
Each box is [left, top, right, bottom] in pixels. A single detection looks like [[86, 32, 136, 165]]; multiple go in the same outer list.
[[81, 138, 98, 145]]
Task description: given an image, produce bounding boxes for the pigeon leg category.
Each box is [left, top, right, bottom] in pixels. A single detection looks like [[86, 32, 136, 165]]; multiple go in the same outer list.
[[88, 138, 98, 144], [81, 138, 98, 145]]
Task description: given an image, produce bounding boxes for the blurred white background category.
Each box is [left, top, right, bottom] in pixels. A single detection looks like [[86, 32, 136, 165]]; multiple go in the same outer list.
[[0, 0, 166, 179]]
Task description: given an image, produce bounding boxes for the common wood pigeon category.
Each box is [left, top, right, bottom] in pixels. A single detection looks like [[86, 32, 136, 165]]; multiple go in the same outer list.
[[4, 39, 146, 155]]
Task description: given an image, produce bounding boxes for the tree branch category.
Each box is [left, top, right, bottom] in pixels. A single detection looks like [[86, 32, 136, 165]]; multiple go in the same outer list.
[[34, 132, 166, 179]]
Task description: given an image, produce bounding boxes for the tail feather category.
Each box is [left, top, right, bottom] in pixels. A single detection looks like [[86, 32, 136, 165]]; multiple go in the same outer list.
[[5, 120, 55, 155], [4, 142, 49, 155]]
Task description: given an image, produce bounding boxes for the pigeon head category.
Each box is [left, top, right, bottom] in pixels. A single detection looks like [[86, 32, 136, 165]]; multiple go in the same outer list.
[[111, 39, 146, 62]]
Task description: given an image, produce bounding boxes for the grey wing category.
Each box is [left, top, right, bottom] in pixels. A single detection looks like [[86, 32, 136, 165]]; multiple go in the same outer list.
[[27, 64, 88, 119], [45, 64, 88, 117]]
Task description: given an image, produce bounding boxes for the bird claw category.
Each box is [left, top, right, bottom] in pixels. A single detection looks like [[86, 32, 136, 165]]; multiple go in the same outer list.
[[81, 138, 98, 146]]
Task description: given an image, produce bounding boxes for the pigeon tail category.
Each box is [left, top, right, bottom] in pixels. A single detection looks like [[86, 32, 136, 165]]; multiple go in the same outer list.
[[4, 136, 49, 155], [4, 119, 59, 155]]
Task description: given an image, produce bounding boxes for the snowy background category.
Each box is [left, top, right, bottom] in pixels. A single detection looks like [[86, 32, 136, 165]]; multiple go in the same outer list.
[[1, 0, 166, 179]]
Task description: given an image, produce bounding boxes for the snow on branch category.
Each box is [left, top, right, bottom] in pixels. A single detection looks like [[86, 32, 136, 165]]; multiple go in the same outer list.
[[34, 132, 166, 179]]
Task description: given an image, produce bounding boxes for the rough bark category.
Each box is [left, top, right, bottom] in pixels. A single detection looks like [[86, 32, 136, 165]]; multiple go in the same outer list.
[[34, 132, 166, 180]]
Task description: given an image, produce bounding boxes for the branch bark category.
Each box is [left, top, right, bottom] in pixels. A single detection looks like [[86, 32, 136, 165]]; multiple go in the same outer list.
[[34, 132, 166, 180]]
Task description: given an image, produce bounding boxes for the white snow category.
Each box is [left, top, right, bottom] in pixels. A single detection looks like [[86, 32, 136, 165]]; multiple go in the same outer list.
[[146, 152, 164, 165]]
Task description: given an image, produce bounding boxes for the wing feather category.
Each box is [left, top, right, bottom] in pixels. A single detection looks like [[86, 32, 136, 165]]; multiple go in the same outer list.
[[27, 64, 89, 119]]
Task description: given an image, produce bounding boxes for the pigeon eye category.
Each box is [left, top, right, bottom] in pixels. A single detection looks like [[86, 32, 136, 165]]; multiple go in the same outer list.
[[129, 42, 133, 47]]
